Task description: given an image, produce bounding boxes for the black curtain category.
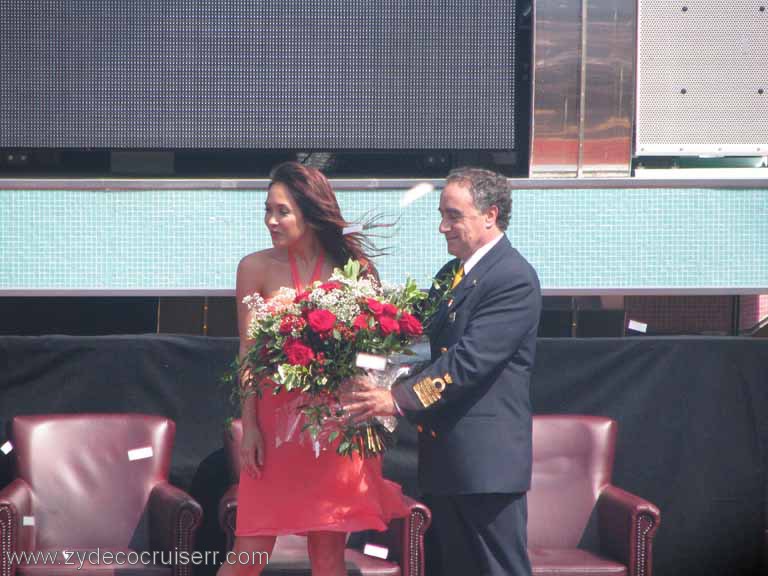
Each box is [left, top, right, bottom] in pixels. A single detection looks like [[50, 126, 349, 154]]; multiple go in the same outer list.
[[1, 335, 766, 576]]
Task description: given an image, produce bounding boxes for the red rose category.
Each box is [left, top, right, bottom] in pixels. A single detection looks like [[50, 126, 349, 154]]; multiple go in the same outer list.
[[352, 313, 372, 331], [294, 291, 311, 304], [398, 312, 423, 336], [307, 309, 337, 333], [379, 315, 400, 335], [318, 281, 343, 292], [283, 339, 315, 366], [381, 303, 399, 317], [366, 298, 384, 316]]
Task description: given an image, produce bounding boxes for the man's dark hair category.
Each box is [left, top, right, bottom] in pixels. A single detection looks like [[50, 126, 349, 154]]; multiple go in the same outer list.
[[445, 167, 511, 231]]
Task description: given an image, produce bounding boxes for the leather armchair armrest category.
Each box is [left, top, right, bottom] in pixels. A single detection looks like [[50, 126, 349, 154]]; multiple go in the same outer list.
[[366, 495, 432, 576], [218, 485, 239, 552], [0, 479, 34, 576], [148, 482, 203, 576], [596, 484, 661, 576]]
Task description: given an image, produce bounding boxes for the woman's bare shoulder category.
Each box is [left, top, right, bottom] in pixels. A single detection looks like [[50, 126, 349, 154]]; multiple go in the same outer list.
[[237, 249, 290, 287], [238, 249, 266, 270], [239, 249, 286, 271], [236, 249, 278, 294]]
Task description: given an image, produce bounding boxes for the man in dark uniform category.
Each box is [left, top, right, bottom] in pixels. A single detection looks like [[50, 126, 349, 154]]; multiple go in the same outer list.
[[343, 167, 541, 576]]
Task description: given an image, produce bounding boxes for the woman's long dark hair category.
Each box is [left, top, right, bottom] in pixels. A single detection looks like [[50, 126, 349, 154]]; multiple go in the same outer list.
[[269, 161, 384, 277]]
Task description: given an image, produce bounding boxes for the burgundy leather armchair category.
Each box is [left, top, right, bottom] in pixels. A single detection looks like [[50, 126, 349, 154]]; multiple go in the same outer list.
[[0, 414, 203, 576], [218, 420, 431, 576], [528, 415, 661, 576]]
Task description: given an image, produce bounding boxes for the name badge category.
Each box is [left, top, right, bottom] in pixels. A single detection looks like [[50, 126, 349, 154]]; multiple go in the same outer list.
[[448, 312, 456, 323]]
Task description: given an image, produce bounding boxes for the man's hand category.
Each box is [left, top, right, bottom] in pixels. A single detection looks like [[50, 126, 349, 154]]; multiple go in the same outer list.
[[341, 374, 397, 422]]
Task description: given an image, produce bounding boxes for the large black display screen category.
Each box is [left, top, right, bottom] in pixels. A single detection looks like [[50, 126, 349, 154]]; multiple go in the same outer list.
[[0, 1, 517, 150]]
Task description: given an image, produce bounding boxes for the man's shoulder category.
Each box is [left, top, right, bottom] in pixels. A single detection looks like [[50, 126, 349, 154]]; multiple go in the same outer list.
[[508, 246, 539, 280], [475, 245, 541, 310], [487, 241, 539, 284]]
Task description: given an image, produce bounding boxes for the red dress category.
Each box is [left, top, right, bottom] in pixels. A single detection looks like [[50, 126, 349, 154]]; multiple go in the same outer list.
[[235, 252, 409, 536]]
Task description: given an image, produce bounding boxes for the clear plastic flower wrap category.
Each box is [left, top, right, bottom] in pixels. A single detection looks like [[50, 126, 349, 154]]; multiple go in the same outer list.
[[272, 351, 425, 458]]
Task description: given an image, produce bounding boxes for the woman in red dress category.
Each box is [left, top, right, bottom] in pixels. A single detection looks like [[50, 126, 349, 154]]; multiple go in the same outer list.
[[220, 162, 408, 576]]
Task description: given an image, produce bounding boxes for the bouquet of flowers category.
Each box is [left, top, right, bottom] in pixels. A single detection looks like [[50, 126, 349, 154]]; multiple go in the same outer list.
[[234, 260, 426, 458]]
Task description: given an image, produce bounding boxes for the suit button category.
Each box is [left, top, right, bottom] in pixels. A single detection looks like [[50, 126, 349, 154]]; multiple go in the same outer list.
[[430, 430, 437, 438], [440, 347, 448, 354], [417, 425, 424, 433]]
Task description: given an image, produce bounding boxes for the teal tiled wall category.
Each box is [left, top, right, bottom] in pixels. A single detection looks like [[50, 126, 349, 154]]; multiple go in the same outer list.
[[1, 186, 767, 292]]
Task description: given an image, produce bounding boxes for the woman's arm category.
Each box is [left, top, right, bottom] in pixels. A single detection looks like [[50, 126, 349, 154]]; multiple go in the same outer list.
[[235, 253, 266, 478]]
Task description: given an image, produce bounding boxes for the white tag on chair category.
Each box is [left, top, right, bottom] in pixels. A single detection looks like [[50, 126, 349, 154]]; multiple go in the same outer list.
[[363, 543, 389, 559], [355, 353, 387, 371], [627, 319, 648, 333], [22, 516, 35, 526], [0, 441, 12, 455], [127, 446, 154, 461]]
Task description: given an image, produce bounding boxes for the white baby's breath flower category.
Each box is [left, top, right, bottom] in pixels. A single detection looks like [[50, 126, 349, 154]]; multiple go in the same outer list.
[[381, 282, 405, 299], [242, 292, 266, 311], [266, 287, 299, 315], [311, 288, 363, 325], [327, 271, 380, 300], [244, 288, 300, 340]]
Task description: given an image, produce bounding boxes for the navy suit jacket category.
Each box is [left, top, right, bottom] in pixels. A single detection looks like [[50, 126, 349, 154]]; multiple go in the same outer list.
[[392, 235, 541, 495]]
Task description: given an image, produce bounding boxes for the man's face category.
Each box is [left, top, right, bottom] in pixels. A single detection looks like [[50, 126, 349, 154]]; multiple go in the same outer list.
[[438, 182, 496, 261]]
